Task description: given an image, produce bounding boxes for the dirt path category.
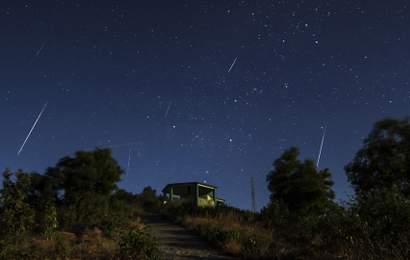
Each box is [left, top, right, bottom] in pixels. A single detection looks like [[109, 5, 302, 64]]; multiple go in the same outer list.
[[143, 214, 236, 260]]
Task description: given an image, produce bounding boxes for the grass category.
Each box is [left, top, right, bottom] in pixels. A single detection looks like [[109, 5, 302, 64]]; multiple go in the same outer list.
[[184, 215, 271, 256], [162, 203, 410, 260], [0, 217, 163, 259], [161, 204, 272, 259]]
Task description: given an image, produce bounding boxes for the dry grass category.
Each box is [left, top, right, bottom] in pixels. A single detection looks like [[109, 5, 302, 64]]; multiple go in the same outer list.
[[125, 217, 145, 230], [223, 240, 242, 255], [74, 228, 117, 258], [15, 217, 148, 259], [27, 229, 118, 259], [182, 215, 272, 258]]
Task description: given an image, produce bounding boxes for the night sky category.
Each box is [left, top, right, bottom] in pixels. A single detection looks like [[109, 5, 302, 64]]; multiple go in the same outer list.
[[1, 1, 409, 210]]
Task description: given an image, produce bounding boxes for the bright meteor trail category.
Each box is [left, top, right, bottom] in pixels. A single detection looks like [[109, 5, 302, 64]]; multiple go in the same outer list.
[[17, 102, 48, 155], [316, 125, 327, 167], [164, 101, 173, 118], [227, 56, 238, 73]]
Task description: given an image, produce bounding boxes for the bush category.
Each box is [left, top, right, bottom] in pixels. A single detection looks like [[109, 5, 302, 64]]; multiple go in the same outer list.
[[241, 235, 271, 259], [42, 202, 58, 239], [118, 228, 162, 260], [180, 211, 272, 258], [136, 186, 162, 212], [52, 234, 72, 259], [260, 201, 290, 227], [349, 188, 410, 259], [0, 170, 35, 237]]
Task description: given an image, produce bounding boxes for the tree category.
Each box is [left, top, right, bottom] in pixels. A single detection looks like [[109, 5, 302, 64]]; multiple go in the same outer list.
[[47, 148, 123, 203], [114, 189, 139, 204], [29, 172, 60, 204], [0, 169, 35, 237], [45, 149, 124, 230], [345, 118, 410, 196], [266, 147, 335, 215], [27, 172, 61, 235], [355, 187, 410, 242], [137, 186, 161, 211]]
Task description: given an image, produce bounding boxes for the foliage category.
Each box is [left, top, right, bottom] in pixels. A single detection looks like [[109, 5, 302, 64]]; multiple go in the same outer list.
[[60, 191, 110, 231], [182, 215, 271, 258], [343, 118, 410, 258], [0, 149, 164, 259], [259, 200, 290, 227], [259, 141, 410, 259], [48, 148, 123, 202], [28, 172, 60, 205], [42, 149, 129, 232], [42, 201, 58, 239], [118, 228, 162, 260], [346, 118, 410, 196], [114, 188, 139, 204], [0, 237, 37, 259], [354, 188, 410, 249], [136, 186, 162, 212], [0, 169, 35, 238], [266, 147, 335, 216], [164, 204, 271, 259]]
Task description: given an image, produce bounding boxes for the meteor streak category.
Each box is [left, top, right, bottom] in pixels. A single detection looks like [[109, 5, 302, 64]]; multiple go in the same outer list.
[[17, 102, 48, 155], [316, 125, 327, 167], [164, 101, 173, 118], [227, 56, 238, 73]]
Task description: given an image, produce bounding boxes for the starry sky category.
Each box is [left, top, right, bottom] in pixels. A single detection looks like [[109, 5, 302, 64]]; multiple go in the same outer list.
[[1, 1, 409, 210]]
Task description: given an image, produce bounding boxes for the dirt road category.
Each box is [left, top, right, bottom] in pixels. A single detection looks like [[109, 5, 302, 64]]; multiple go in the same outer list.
[[143, 214, 236, 260]]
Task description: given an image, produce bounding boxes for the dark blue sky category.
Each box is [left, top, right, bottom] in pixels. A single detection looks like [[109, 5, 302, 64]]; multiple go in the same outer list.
[[1, 0, 409, 209]]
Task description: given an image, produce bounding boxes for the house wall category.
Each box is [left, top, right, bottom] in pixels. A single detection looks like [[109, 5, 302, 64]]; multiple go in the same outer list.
[[163, 183, 218, 208], [196, 184, 216, 207], [164, 184, 196, 204]]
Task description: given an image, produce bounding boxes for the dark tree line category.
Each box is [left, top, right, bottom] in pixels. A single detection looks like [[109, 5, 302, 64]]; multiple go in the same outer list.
[[262, 117, 410, 259], [267, 147, 334, 215], [0, 149, 161, 248]]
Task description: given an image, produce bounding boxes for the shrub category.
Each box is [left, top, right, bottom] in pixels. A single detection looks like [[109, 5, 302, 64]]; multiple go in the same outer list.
[[118, 228, 162, 260], [137, 186, 162, 212], [240, 235, 271, 259], [348, 188, 410, 259], [42, 202, 58, 239], [181, 213, 272, 258], [52, 234, 72, 259], [0, 170, 35, 237]]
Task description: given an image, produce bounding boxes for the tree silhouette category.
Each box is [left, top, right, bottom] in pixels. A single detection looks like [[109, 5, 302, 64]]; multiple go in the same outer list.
[[137, 186, 161, 211], [346, 118, 410, 196], [47, 148, 123, 203], [44, 149, 124, 230], [267, 147, 334, 215]]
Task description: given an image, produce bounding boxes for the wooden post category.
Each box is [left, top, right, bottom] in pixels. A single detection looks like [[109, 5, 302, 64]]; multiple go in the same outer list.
[[170, 187, 173, 201]]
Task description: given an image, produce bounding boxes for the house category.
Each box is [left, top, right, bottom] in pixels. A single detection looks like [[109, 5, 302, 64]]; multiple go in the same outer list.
[[162, 182, 225, 207]]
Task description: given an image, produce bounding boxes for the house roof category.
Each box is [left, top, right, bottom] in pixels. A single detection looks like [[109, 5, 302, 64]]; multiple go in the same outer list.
[[162, 182, 217, 192]]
